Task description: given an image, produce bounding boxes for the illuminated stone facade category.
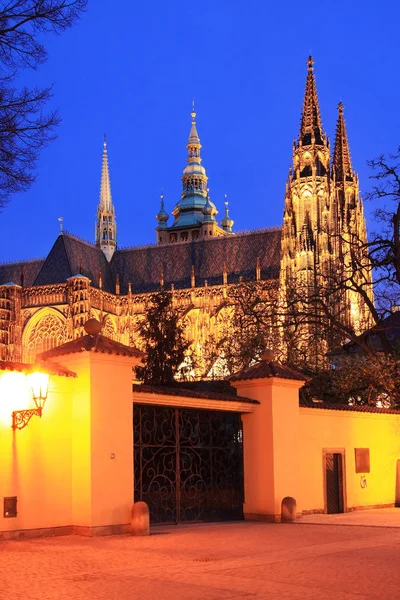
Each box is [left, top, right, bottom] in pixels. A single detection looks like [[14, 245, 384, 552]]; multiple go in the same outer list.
[[0, 58, 371, 366]]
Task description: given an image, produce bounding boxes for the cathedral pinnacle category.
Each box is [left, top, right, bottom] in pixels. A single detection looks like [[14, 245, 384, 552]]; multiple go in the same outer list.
[[221, 196, 234, 233], [96, 136, 117, 262], [299, 56, 325, 146], [156, 192, 169, 228], [332, 102, 354, 182]]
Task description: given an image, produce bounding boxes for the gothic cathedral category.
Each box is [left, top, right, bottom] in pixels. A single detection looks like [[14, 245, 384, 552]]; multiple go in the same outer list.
[[0, 58, 371, 368]]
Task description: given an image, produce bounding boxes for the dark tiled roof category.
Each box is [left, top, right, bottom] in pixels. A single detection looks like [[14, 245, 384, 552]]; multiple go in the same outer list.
[[132, 383, 259, 404], [111, 228, 282, 294], [6, 228, 282, 294], [0, 359, 76, 378], [332, 310, 400, 355], [230, 360, 308, 382], [300, 399, 400, 415], [33, 233, 114, 292], [0, 259, 44, 286], [39, 334, 145, 359]]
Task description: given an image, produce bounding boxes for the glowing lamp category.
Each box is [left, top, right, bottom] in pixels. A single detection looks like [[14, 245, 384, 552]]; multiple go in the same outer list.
[[12, 371, 50, 431], [27, 372, 49, 409]]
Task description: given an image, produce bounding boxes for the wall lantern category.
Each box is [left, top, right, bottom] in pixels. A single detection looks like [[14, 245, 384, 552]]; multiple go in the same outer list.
[[12, 372, 50, 430]]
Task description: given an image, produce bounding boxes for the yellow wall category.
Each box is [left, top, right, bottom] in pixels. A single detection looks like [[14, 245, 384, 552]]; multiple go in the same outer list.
[[300, 408, 400, 512], [0, 350, 139, 537], [56, 352, 137, 532], [3, 358, 400, 537], [0, 370, 75, 533], [235, 377, 303, 521]]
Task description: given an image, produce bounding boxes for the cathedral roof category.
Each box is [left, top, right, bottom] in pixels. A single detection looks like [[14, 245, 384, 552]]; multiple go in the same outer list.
[[112, 228, 282, 294], [33, 233, 114, 292], [0, 258, 44, 287], [0, 228, 282, 295]]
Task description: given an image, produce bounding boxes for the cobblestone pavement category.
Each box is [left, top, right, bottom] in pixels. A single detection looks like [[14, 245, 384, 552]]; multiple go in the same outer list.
[[1, 521, 400, 599]]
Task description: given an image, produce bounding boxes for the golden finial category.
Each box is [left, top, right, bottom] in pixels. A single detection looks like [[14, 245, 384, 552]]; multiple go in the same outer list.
[[224, 193, 228, 209], [160, 187, 164, 201], [191, 98, 196, 121], [307, 55, 314, 70]]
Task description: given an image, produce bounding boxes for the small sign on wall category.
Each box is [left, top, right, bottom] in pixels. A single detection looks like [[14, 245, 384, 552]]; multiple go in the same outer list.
[[355, 448, 370, 474]]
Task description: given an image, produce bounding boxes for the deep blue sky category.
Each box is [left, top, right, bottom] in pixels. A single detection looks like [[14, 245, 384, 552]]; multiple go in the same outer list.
[[1, 0, 400, 263]]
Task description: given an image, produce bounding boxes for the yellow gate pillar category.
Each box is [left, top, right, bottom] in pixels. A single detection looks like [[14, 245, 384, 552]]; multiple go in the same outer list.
[[42, 331, 144, 535], [231, 354, 306, 522]]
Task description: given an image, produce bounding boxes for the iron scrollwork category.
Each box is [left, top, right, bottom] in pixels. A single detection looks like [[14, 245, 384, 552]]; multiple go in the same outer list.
[[12, 407, 42, 430], [134, 404, 244, 524]]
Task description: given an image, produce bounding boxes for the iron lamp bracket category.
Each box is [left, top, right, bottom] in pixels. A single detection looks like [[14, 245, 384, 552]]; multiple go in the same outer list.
[[12, 407, 42, 431]]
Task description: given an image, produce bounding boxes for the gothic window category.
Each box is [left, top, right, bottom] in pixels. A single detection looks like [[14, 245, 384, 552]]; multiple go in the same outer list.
[[23, 312, 67, 363], [300, 165, 312, 177]]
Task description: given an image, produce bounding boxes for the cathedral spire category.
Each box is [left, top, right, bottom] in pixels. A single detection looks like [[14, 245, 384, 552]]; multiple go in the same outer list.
[[299, 56, 325, 146], [96, 136, 117, 262], [332, 102, 354, 182], [100, 135, 112, 211]]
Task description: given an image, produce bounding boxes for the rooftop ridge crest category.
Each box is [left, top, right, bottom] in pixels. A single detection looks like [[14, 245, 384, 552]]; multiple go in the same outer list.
[[62, 230, 98, 248], [117, 226, 282, 253], [0, 257, 44, 266]]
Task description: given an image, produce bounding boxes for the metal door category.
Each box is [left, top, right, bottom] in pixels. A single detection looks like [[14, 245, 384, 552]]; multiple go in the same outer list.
[[325, 452, 344, 514]]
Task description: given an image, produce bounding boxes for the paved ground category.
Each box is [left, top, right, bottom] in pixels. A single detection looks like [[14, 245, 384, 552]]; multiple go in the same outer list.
[[298, 507, 400, 528], [2, 517, 400, 599]]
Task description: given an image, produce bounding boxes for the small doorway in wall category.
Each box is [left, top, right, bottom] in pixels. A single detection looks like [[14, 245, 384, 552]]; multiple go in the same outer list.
[[324, 451, 345, 514], [395, 460, 400, 508]]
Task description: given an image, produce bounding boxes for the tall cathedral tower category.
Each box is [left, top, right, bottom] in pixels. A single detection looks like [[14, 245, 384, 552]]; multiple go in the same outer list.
[[96, 137, 117, 261], [281, 56, 333, 285], [280, 57, 371, 346]]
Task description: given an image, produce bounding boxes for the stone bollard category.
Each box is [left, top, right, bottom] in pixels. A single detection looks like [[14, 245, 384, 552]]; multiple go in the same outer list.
[[281, 497, 297, 523], [131, 501, 150, 536]]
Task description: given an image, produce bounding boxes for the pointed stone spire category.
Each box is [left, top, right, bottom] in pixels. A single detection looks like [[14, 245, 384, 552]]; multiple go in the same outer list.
[[99, 135, 112, 211], [191, 265, 196, 288], [299, 56, 325, 146], [96, 135, 117, 261], [223, 261, 227, 285], [332, 102, 354, 182]]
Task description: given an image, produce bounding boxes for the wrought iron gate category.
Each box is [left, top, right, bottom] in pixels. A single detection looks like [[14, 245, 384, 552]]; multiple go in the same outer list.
[[134, 404, 244, 523]]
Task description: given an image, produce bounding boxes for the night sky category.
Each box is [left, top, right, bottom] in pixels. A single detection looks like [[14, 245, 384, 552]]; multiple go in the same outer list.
[[1, 0, 399, 263]]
